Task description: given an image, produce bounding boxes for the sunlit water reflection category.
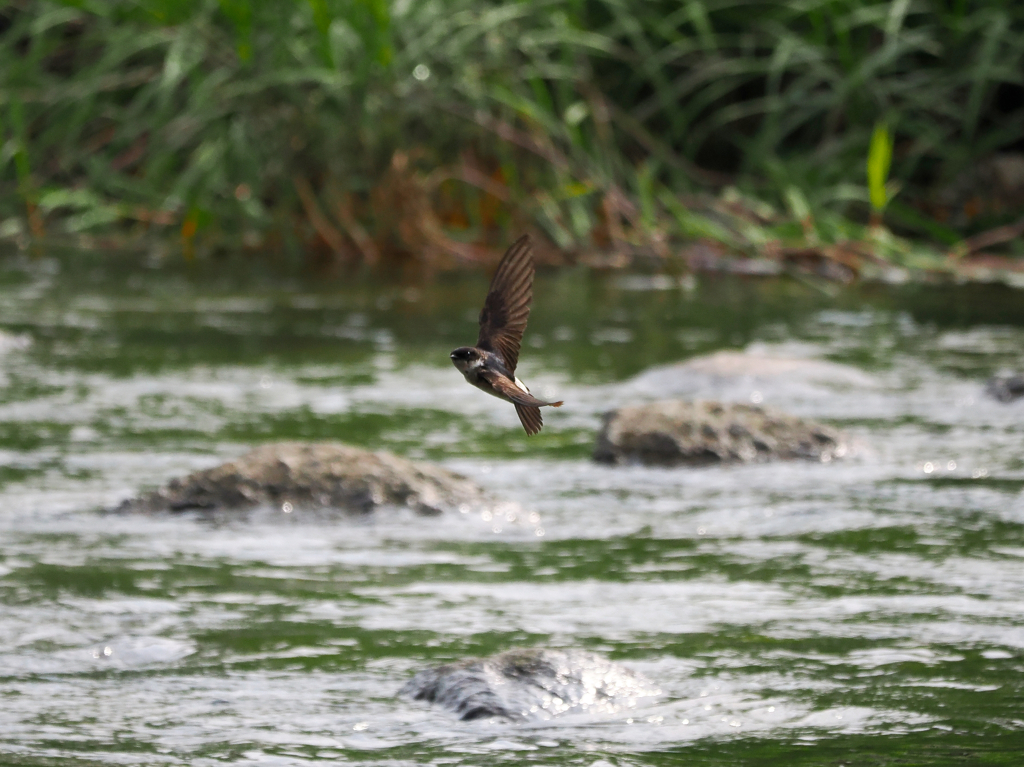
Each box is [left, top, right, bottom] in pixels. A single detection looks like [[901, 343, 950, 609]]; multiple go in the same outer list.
[[1, 250, 1022, 765]]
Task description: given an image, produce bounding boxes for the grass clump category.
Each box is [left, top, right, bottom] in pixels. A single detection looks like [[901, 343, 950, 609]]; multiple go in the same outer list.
[[0, 1, 1022, 278]]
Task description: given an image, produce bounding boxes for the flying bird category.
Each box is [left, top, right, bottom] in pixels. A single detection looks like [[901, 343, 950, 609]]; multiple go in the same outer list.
[[450, 234, 563, 436]]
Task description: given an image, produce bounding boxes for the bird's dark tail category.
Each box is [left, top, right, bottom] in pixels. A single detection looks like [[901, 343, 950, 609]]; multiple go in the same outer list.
[[514, 404, 543, 436]]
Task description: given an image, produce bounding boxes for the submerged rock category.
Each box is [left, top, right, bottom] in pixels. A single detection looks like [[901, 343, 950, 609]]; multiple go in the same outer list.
[[625, 348, 877, 404], [670, 349, 871, 383], [400, 648, 658, 721], [986, 375, 1024, 403], [594, 400, 847, 466], [114, 441, 492, 516]]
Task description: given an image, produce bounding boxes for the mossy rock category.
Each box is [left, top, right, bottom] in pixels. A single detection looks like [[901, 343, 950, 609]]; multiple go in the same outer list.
[[594, 400, 847, 466], [115, 441, 492, 516]]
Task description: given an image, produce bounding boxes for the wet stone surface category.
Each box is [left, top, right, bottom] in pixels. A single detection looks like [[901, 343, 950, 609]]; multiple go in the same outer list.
[[400, 648, 659, 721], [594, 400, 848, 466], [114, 441, 493, 516]]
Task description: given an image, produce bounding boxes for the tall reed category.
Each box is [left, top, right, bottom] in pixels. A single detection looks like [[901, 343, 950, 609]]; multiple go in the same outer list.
[[0, 1, 1021, 265]]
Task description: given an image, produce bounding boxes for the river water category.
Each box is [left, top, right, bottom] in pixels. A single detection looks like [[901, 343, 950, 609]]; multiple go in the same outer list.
[[0, 248, 1022, 765]]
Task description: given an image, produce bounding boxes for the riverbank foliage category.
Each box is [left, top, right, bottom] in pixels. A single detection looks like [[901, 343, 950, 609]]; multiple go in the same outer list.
[[1, 1, 1023, 278]]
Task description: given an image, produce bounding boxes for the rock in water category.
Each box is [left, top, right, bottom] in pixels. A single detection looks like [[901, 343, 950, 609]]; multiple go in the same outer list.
[[114, 441, 491, 516], [595, 400, 846, 466], [623, 348, 877, 406], [400, 648, 658, 721], [986, 375, 1024, 403]]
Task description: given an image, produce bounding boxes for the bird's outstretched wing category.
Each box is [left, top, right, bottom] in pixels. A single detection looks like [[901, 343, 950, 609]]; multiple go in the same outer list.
[[476, 235, 533, 373]]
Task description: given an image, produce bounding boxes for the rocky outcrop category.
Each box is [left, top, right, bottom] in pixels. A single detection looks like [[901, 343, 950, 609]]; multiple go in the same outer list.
[[594, 400, 847, 466], [114, 441, 493, 516], [400, 648, 658, 721], [986, 375, 1024, 403]]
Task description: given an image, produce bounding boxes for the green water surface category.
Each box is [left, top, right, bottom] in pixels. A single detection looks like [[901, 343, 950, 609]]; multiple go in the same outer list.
[[0, 247, 1022, 766]]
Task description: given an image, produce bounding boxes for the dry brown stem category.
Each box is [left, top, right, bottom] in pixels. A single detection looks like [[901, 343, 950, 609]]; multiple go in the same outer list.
[[952, 217, 1024, 258], [425, 160, 511, 202], [292, 175, 346, 257], [324, 181, 380, 266], [443, 103, 572, 173]]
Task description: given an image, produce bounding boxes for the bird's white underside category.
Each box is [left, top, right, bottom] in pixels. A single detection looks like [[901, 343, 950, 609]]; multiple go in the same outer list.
[[455, 356, 531, 400]]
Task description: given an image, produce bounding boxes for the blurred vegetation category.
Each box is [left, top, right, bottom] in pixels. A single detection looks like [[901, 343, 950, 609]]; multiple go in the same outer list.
[[0, 0, 1023, 278]]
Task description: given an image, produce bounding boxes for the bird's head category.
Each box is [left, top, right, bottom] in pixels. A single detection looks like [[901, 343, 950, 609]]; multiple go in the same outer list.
[[450, 346, 482, 373]]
